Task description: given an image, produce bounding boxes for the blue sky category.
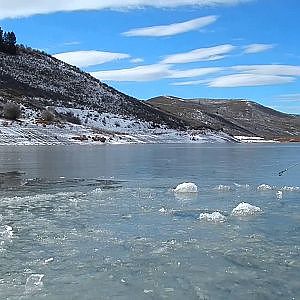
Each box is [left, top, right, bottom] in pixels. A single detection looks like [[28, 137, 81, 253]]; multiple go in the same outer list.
[[1, 0, 299, 114]]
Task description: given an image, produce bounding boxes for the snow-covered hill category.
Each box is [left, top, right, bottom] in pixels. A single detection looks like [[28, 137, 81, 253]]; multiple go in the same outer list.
[[0, 47, 235, 145]]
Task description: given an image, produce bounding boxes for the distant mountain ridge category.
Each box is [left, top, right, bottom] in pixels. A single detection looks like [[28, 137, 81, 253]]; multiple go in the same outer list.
[[148, 96, 300, 140]]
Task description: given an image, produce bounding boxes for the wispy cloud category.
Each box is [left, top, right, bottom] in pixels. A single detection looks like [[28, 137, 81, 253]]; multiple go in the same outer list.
[[130, 58, 144, 63], [161, 44, 236, 64], [173, 64, 300, 87], [62, 41, 81, 46], [91, 64, 171, 82], [122, 16, 217, 37], [231, 65, 300, 76], [207, 73, 295, 87], [243, 43, 275, 54], [0, 0, 252, 19], [275, 93, 300, 102], [91, 64, 222, 82], [53, 50, 130, 68], [172, 79, 210, 86], [168, 67, 222, 78]]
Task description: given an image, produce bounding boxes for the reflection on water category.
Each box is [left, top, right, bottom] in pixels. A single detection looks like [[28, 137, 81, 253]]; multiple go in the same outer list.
[[0, 144, 299, 299]]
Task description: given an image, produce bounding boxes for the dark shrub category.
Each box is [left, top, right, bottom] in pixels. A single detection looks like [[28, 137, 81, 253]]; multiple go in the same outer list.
[[41, 109, 55, 122], [3, 102, 21, 120], [61, 111, 82, 125]]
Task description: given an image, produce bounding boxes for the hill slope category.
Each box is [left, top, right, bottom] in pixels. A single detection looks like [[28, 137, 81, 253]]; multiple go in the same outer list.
[[0, 48, 236, 145], [148, 96, 300, 140], [0, 48, 186, 130]]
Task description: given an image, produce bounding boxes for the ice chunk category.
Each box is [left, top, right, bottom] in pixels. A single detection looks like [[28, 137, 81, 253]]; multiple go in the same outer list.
[[280, 186, 300, 192], [231, 202, 262, 216], [44, 257, 54, 264], [215, 184, 231, 191], [0, 225, 13, 239], [159, 207, 167, 213], [233, 183, 250, 189], [91, 188, 102, 194], [199, 212, 227, 223], [174, 182, 198, 193], [257, 184, 272, 191], [25, 274, 44, 294], [276, 191, 283, 199]]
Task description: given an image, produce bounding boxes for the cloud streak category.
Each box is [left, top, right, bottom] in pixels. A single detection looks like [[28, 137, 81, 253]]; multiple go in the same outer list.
[[275, 93, 300, 102], [91, 65, 222, 82], [208, 74, 295, 87], [122, 16, 217, 37], [161, 44, 236, 64], [243, 43, 275, 54], [0, 0, 252, 19], [53, 50, 130, 68], [91, 64, 171, 82], [231, 65, 300, 76]]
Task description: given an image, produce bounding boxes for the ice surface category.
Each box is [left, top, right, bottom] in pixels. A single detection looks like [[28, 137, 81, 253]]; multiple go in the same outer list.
[[231, 202, 262, 216], [199, 212, 227, 223], [257, 184, 272, 191], [174, 182, 198, 193]]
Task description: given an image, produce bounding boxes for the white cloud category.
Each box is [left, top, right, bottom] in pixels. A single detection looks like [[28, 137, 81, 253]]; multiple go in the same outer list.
[[122, 15, 217, 37], [0, 1, 252, 19], [53, 50, 130, 68], [172, 79, 210, 85], [275, 93, 300, 102], [243, 43, 275, 54], [161, 44, 236, 64], [130, 58, 144, 63], [90, 64, 222, 82], [231, 65, 300, 76], [62, 41, 81, 46], [91, 64, 171, 82], [168, 67, 222, 78], [207, 73, 295, 87]]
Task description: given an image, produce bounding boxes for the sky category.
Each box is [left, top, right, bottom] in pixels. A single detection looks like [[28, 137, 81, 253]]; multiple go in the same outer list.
[[0, 0, 299, 114]]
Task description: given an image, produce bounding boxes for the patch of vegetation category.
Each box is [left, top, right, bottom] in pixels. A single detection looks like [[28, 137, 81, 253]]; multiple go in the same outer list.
[[2, 102, 21, 120], [41, 109, 55, 122], [0, 27, 17, 55], [60, 111, 82, 125]]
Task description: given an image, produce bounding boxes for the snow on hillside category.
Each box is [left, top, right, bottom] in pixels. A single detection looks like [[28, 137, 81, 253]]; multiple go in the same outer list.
[[0, 106, 235, 145]]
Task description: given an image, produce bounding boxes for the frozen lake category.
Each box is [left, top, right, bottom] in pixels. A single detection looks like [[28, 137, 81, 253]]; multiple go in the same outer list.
[[0, 144, 299, 299]]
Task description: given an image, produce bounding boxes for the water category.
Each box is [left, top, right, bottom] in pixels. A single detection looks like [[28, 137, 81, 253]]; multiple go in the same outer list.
[[0, 144, 299, 299]]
